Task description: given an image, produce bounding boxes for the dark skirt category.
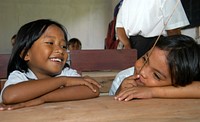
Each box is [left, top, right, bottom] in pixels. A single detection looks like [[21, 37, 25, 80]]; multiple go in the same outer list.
[[129, 35, 160, 59]]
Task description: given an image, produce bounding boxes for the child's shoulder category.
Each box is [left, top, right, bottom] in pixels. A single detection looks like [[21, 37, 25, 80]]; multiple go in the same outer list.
[[8, 70, 27, 79], [8, 69, 36, 80], [117, 66, 134, 76]]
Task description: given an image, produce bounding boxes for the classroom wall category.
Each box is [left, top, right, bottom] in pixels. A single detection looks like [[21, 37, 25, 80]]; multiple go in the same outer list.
[[0, 0, 198, 54], [0, 0, 120, 54]]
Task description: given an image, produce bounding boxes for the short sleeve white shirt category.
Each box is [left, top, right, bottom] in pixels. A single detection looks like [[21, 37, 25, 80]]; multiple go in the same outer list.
[[0, 67, 80, 103], [116, 0, 189, 38], [109, 67, 135, 95]]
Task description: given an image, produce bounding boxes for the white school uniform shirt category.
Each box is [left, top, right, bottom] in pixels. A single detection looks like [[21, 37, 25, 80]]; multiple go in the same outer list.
[[0, 67, 80, 103], [109, 67, 135, 95], [116, 0, 189, 38]]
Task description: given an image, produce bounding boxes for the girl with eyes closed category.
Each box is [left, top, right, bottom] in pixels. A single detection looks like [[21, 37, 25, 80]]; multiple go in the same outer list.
[[109, 35, 200, 101], [0, 19, 101, 110]]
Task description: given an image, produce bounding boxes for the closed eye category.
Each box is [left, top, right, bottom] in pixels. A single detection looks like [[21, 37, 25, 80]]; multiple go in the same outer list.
[[153, 72, 161, 81], [45, 41, 53, 45]]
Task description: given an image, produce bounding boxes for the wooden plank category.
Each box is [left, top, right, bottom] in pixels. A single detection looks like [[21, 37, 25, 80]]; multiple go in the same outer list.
[[1, 96, 200, 121], [0, 54, 10, 90]]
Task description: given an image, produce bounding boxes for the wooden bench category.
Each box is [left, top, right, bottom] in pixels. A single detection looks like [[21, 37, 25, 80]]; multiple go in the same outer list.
[[69, 49, 137, 94], [0, 54, 10, 91]]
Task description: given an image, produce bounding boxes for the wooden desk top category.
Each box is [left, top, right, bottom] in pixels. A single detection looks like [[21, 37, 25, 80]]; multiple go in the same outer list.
[[0, 96, 200, 122]]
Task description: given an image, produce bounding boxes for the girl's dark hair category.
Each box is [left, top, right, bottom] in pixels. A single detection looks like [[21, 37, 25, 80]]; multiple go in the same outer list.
[[156, 35, 200, 86], [7, 19, 68, 77]]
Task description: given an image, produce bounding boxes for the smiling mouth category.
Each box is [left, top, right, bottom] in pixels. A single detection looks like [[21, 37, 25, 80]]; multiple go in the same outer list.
[[50, 58, 63, 62]]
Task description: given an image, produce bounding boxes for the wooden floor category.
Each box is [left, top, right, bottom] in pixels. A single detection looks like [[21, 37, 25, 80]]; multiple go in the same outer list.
[[0, 96, 200, 122]]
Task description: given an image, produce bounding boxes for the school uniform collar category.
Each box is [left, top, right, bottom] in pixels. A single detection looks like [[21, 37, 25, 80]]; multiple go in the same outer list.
[[24, 69, 38, 80], [24, 68, 67, 80]]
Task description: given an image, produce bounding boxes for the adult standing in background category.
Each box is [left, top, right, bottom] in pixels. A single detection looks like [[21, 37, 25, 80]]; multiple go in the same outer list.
[[116, 0, 189, 58], [105, 0, 123, 49]]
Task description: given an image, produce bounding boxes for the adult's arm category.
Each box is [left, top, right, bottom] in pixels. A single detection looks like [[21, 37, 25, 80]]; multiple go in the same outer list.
[[117, 27, 131, 49], [166, 28, 181, 36]]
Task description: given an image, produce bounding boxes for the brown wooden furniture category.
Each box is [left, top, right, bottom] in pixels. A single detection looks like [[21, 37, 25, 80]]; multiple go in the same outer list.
[[0, 96, 199, 121], [69, 49, 137, 93], [69, 49, 137, 74], [0, 54, 10, 90]]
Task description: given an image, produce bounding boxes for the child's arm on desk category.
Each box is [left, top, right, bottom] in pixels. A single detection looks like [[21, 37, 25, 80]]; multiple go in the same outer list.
[[115, 81, 200, 101], [0, 84, 100, 110], [3, 77, 100, 104]]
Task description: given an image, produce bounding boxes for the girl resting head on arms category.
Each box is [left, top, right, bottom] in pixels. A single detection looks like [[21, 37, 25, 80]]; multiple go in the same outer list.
[[0, 19, 101, 110], [109, 35, 200, 101]]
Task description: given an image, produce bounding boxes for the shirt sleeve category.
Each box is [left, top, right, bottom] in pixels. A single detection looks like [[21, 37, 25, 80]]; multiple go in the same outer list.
[[109, 67, 135, 95], [0, 71, 29, 103], [116, 6, 123, 28], [162, 0, 189, 30]]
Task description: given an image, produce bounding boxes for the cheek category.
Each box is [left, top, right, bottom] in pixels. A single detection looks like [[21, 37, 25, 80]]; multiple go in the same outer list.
[[30, 46, 52, 61], [145, 79, 172, 87], [64, 52, 68, 62], [145, 79, 161, 86]]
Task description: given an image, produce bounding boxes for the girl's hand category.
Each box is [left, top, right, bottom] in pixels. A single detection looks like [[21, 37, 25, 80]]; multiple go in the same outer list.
[[0, 103, 8, 111], [0, 98, 44, 111], [65, 76, 101, 92], [115, 75, 139, 95], [120, 75, 139, 89], [115, 86, 154, 101], [83, 76, 101, 88]]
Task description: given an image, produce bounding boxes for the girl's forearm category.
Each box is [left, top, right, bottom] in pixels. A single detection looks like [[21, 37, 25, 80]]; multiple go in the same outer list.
[[2, 77, 66, 104], [40, 85, 100, 102], [152, 82, 200, 98]]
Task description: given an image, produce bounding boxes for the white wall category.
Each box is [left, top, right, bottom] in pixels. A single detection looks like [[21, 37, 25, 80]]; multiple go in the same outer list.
[[182, 27, 200, 44], [0, 0, 119, 54], [0, 0, 198, 54]]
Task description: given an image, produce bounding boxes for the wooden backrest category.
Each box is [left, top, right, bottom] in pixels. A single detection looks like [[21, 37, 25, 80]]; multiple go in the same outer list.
[[69, 49, 137, 74], [0, 54, 10, 90], [0, 54, 10, 79]]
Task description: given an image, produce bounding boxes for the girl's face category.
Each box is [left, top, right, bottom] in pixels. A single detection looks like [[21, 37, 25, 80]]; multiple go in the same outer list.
[[134, 47, 172, 87], [24, 25, 68, 79]]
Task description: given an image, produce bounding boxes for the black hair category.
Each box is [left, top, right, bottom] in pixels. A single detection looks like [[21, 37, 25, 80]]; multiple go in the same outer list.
[[68, 38, 82, 49], [11, 34, 17, 46], [7, 19, 68, 77], [68, 38, 81, 45], [156, 35, 200, 86]]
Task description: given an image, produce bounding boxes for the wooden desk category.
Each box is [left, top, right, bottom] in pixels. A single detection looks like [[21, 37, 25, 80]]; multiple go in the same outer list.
[[0, 96, 200, 122], [82, 71, 119, 94]]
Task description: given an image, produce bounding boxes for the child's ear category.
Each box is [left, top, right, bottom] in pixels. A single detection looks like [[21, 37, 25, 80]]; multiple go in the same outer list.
[[24, 52, 30, 61], [20, 50, 30, 61]]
